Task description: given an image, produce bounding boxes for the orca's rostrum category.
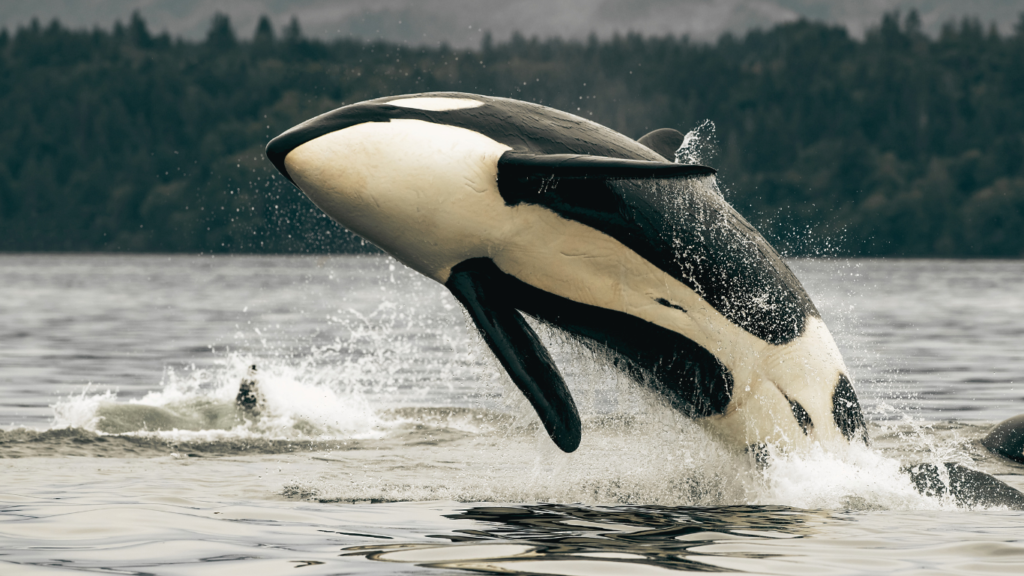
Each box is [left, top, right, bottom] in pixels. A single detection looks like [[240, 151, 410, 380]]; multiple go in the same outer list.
[[266, 92, 867, 455]]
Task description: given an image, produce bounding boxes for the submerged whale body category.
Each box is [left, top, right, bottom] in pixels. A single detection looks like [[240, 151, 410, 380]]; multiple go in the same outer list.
[[906, 462, 1024, 510], [265, 92, 868, 455], [982, 414, 1024, 464]]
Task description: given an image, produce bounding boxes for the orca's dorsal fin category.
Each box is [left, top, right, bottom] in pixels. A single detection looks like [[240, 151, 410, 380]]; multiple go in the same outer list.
[[638, 128, 686, 162], [445, 258, 582, 453]]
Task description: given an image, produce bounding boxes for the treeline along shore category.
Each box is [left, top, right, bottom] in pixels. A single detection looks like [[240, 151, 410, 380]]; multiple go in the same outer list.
[[1, 12, 1023, 256]]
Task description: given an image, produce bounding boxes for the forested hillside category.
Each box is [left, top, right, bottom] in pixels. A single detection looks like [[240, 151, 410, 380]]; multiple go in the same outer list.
[[1, 12, 1022, 256]]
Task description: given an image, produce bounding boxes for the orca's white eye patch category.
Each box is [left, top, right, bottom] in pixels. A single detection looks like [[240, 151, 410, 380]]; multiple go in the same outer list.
[[388, 97, 485, 111]]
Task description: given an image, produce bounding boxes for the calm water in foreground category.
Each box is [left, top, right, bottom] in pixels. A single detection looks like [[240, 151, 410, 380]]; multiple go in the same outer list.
[[2, 254, 1023, 574]]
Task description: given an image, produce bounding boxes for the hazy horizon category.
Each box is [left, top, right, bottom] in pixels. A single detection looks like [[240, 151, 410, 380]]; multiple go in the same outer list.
[[2, 0, 1023, 47]]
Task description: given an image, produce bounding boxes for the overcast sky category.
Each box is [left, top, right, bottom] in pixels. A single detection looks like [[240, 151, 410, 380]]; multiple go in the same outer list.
[[2, 0, 1022, 47]]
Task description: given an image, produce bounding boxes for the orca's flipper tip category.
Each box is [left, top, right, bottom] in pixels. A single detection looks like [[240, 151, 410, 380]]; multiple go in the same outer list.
[[552, 415, 582, 453]]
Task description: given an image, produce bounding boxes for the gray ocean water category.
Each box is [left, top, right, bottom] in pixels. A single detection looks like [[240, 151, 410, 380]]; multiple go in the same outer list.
[[2, 254, 1024, 574]]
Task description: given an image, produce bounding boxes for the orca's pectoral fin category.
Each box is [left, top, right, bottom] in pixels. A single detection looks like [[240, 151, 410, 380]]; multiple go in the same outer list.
[[446, 258, 582, 453], [498, 151, 714, 184], [638, 128, 686, 162]]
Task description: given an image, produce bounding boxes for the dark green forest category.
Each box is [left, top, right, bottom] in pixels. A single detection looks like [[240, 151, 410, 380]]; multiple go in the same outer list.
[[1, 11, 1023, 256]]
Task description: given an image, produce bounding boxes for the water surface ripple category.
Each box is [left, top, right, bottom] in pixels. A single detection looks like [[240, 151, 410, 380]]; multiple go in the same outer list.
[[2, 255, 1023, 574]]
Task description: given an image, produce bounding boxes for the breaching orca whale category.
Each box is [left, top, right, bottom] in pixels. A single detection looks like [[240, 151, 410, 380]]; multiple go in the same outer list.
[[265, 92, 867, 455]]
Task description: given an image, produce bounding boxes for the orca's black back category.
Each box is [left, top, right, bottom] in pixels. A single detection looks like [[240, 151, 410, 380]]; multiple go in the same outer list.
[[266, 92, 665, 181]]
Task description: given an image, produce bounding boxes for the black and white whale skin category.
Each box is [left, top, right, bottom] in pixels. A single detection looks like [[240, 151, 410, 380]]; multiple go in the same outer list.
[[265, 92, 868, 455]]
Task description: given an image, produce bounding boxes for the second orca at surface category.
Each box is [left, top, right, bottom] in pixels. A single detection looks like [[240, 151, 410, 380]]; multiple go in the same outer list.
[[265, 91, 867, 457]]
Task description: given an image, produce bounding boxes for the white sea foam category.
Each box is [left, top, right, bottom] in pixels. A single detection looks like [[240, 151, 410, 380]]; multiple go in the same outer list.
[[50, 385, 117, 430], [757, 441, 949, 511], [50, 351, 390, 440]]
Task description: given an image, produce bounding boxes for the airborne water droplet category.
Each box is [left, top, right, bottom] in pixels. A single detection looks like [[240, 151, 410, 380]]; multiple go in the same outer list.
[[675, 119, 717, 166]]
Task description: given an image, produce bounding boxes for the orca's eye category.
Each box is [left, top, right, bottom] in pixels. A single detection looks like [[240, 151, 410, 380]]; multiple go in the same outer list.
[[832, 374, 868, 443]]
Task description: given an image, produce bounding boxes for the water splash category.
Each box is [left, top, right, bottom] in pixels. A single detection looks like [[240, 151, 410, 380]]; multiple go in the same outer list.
[[675, 119, 717, 166], [756, 441, 946, 510], [49, 352, 388, 441], [45, 273, 483, 443]]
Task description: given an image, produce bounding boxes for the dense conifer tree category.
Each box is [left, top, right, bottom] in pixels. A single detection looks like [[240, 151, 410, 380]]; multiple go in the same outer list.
[[0, 12, 1021, 256]]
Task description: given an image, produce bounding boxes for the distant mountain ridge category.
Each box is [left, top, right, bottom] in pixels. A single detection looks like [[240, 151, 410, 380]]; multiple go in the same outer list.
[[1, 0, 1023, 47]]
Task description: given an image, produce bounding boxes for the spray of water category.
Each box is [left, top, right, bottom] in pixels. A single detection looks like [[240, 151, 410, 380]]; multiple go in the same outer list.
[[675, 119, 717, 166], [50, 352, 386, 441]]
